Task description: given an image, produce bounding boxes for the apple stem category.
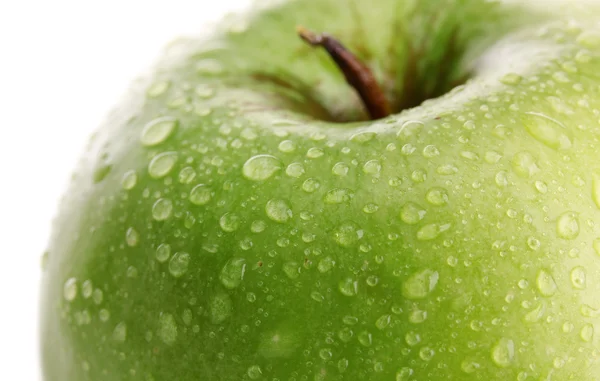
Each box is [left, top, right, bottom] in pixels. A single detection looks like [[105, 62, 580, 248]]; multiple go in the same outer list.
[[297, 26, 391, 120]]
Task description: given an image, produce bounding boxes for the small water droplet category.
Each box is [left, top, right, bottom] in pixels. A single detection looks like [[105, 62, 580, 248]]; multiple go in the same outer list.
[[168, 252, 190, 278], [285, 162, 305, 178], [339, 278, 358, 296], [332, 162, 349, 176], [403, 269, 439, 299], [375, 314, 391, 330], [491, 338, 514, 368], [570, 266, 586, 289], [148, 152, 178, 178], [242, 155, 283, 181], [141, 117, 178, 146], [419, 347, 435, 361], [265, 199, 292, 223], [363, 160, 381, 175], [125, 227, 139, 247], [422, 145, 440, 158], [357, 331, 372, 346], [404, 331, 421, 346], [220, 213, 240, 232], [324, 188, 355, 204], [209, 292, 232, 324], [333, 222, 363, 247], [580, 324, 594, 342], [350, 131, 376, 143], [318, 257, 335, 273], [121, 170, 138, 190], [557, 211, 579, 240], [512, 152, 539, 178], [155, 243, 171, 263], [396, 367, 414, 381], [63, 278, 77, 301], [500, 73, 522, 85], [524, 302, 546, 323], [302, 178, 321, 193], [306, 147, 324, 159], [247, 365, 262, 380], [178, 167, 197, 184], [536, 269, 557, 297], [93, 164, 112, 183], [220, 258, 246, 289], [408, 308, 428, 324], [189, 184, 211, 205], [338, 327, 353, 342], [158, 313, 178, 345], [278, 140, 296, 153], [112, 322, 127, 342], [283, 262, 301, 279]]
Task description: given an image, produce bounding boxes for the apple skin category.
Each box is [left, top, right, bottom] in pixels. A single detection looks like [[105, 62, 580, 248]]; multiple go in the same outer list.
[[40, 0, 600, 380]]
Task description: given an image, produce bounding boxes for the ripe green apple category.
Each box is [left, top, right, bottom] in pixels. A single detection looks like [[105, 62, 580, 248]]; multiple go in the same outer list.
[[40, 0, 600, 380]]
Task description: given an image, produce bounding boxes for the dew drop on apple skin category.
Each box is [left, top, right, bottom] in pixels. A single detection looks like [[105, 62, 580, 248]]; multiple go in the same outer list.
[[219, 258, 246, 289], [178, 167, 197, 184], [399, 202, 426, 225], [189, 184, 211, 205], [152, 198, 173, 221], [112, 322, 127, 342], [556, 211, 580, 240], [125, 227, 139, 247], [242, 154, 282, 181], [121, 170, 137, 190], [285, 162, 305, 178], [63, 277, 77, 301], [324, 188, 354, 204], [580, 324, 594, 342], [332, 162, 349, 176], [168, 252, 190, 278], [155, 243, 171, 263], [148, 152, 178, 178], [332, 221, 363, 247], [570, 266, 587, 289], [265, 199, 292, 223], [522, 112, 572, 150], [157, 313, 178, 345], [402, 269, 439, 299], [220, 212, 240, 232], [536, 269, 558, 297], [140, 117, 178, 147], [246, 365, 262, 380], [491, 338, 515, 368]]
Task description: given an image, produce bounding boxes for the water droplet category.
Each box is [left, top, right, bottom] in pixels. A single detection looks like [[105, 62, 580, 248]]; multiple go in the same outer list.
[[285, 162, 305, 178], [408, 308, 428, 324], [400, 202, 426, 224], [311, 291, 325, 302], [125, 227, 139, 247], [317, 257, 335, 273], [220, 258, 246, 289], [93, 289, 103, 305], [422, 145, 440, 158], [375, 314, 391, 330], [570, 266, 586, 289], [324, 188, 355, 204], [338, 327, 353, 342], [99, 309, 110, 322], [592, 174, 600, 209], [402, 269, 439, 299], [147, 81, 170, 97], [461, 360, 481, 374], [363, 203, 379, 214], [343, 315, 358, 325], [63, 278, 77, 301], [338, 358, 349, 373], [511, 152, 539, 178], [363, 160, 381, 174], [265, 199, 292, 223], [141, 117, 178, 146], [93, 164, 112, 183], [332, 162, 349, 176], [397, 121, 424, 140], [396, 367, 414, 381], [278, 140, 296, 153], [417, 223, 451, 241], [491, 338, 514, 368], [536, 269, 557, 296], [168, 252, 190, 278], [339, 278, 358, 296], [419, 347, 435, 361], [557, 211, 579, 240], [500, 73, 522, 85], [209, 292, 232, 324], [302, 178, 321, 193], [148, 152, 178, 178], [524, 302, 546, 323], [580, 324, 594, 342], [404, 331, 421, 346], [522, 112, 572, 150], [258, 327, 300, 358], [152, 198, 173, 221], [437, 164, 458, 175], [350, 131, 376, 143], [155, 243, 171, 263], [426, 187, 449, 206], [242, 155, 282, 181], [306, 147, 324, 158], [283, 262, 300, 279], [158, 313, 178, 345], [357, 331, 372, 346], [189, 184, 211, 205], [247, 365, 262, 380], [112, 322, 127, 342], [178, 167, 197, 184], [121, 170, 138, 190], [333, 222, 363, 247]]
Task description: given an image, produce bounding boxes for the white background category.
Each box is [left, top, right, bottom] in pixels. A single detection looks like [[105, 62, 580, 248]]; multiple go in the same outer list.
[[0, 1, 249, 379]]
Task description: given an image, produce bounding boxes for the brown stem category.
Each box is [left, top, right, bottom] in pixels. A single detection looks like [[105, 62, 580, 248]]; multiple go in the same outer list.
[[297, 26, 391, 120]]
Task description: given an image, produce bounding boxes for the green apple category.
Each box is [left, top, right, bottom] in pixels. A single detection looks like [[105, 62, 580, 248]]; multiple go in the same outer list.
[[40, 0, 600, 380]]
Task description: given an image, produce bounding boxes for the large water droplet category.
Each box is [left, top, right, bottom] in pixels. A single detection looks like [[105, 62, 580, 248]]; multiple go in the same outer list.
[[403, 269, 439, 299], [332, 162, 349, 176], [242, 155, 283, 181], [152, 198, 173, 221], [580, 324, 594, 342], [333, 222, 363, 247], [500, 73, 522, 85], [112, 322, 127, 342], [491, 338, 515, 368], [536, 269, 557, 296], [419, 347, 435, 361], [141, 117, 178, 146], [318, 257, 335, 273], [417, 223, 451, 241], [220, 213, 240, 232], [358, 331, 372, 346], [557, 211, 579, 240], [168, 252, 190, 278], [189, 184, 211, 205], [523, 302, 546, 323], [63, 278, 77, 301], [324, 188, 355, 204], [339, 278, 358, 296], [400, 202, 426, 224], [522, 112, 572, 150], [148, 152, 178, 178], [570, 266, 586, 289], [426, 187, 449, 206], [156, 243, 171, 263], [121, 170, 138, 190], [209, 292, 232, 324], [247, 365, 262, 380], [363, 160, 382, 175], [283, 262, 301, 279], [158, 313, 178, 345], [220, 258, 246, 289], [285, 163, 305, 178], [302, 178, 321, 193], [266, 199, 292, 223]]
